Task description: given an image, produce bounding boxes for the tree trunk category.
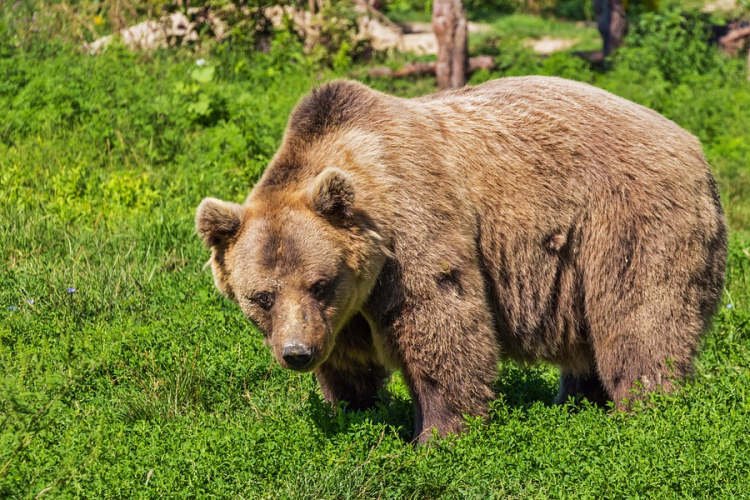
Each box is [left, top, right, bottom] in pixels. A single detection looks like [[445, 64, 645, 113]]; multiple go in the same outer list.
[[432, 0, 468, 89], [594, 0, 627, 57], [610, 0, 627, 52]]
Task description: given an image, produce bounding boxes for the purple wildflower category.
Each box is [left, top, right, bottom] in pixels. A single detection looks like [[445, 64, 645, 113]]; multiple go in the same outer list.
[[67, 287, 76, 293], [8, 306, 18, 311], [27, 299, 35, 305], [12, 1, 20, 8]]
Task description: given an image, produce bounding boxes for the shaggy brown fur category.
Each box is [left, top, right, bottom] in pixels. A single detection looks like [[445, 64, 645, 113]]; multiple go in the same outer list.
[[196, 77, 727, 443]]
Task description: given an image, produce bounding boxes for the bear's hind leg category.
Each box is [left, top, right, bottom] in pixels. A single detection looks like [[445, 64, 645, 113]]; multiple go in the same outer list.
[[556, 371, 610, 407], [592, 334, 694, 409], [581, 206, 718, 408], [585, 286, 702, 407], [314, 313, 391, 411]]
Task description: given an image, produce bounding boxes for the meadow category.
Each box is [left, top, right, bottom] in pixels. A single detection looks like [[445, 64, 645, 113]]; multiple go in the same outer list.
[[1, 3, 750, 498]]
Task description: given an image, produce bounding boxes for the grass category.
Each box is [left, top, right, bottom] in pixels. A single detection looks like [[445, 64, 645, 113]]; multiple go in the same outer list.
[[486, 13, 598, 41], [469, 14, 601, 53], [2, 9, 750, 499], [383, 8, 433, 24]]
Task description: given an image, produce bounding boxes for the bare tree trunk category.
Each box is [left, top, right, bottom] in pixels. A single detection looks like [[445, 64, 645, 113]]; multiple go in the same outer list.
[[594, 0, 627, 57], [610, 0, 627, 52], [432, 0, 468, 89]]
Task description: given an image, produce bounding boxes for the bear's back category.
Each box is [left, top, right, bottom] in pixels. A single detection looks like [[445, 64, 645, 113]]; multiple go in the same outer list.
[[415, 76, 706, 185]]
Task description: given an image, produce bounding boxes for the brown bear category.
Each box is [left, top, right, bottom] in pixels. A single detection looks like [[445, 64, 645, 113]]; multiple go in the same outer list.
[[196, 76, 727, 443]]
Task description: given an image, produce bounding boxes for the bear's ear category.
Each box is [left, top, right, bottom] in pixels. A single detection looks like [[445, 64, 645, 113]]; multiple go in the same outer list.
[[195, 197, 246, 248], [308, 167, 355, 221]]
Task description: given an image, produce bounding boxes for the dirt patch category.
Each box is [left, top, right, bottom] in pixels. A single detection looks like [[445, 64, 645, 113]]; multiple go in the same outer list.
[[523, 36, 579, 55], [393, 21, 578, 56], [398, 21, 492, 55]]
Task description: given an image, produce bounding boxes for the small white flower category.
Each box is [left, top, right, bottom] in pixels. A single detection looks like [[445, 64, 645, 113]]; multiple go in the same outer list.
[[196, 59, 206, 67], [727, 303, 733, 309]]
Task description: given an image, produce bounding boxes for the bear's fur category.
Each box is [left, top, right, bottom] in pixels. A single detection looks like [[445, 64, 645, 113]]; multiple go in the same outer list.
[[196, 77, 727, 443]]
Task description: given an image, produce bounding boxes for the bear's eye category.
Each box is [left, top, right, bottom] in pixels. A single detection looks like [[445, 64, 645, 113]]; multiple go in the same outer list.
[[311, 279, 329, 300], [250, 291, 274, 311]]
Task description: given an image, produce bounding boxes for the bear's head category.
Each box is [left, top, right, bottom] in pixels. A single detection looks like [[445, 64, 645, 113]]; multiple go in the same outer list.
[[196, 168, 388, 372]]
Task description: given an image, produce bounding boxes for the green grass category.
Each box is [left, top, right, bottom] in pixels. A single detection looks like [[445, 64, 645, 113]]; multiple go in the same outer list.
[[383, 8, 433, 24], [470, 14, 601, 53], [2, 14, 750, 499], [487, 13, 597, 40]]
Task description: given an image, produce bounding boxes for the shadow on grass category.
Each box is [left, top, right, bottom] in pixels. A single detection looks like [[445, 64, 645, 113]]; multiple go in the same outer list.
[[306, 362, 563, 442], [306, 390, 415, 442], [493, 362, 560, 408]]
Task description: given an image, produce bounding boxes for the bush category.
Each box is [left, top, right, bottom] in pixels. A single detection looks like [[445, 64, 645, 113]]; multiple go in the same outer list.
[[554, 0, 593, 20], [615, 2, 724, 84], [0, 37, 317, 225]]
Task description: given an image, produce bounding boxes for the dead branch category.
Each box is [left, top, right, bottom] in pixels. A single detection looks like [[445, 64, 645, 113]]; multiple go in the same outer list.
[[718, 26, 750, 56]]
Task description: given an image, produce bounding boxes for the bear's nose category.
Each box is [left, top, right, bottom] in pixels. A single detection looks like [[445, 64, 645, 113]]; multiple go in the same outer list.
[[282, 344, 313, 370]]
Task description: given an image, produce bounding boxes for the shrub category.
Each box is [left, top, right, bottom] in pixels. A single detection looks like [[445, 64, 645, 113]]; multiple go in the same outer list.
[[615, 2, 724, 84]]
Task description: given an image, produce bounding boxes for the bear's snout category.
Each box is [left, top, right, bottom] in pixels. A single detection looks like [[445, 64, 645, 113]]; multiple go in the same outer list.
[[282, 344, 314, 370]]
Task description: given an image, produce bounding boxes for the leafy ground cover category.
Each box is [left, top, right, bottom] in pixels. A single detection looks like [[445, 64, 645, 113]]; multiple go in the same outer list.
[[2, 5, 750, 498]]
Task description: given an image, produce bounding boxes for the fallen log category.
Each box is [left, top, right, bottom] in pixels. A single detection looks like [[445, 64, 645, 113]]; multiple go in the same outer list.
[[368, 55, 494, 78], [718, 25, 750, 56]]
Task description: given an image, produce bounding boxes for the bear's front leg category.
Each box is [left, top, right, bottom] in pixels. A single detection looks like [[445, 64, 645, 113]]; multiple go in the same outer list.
[[385, 289, 499, 444], [314, 313, 390, 411]]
